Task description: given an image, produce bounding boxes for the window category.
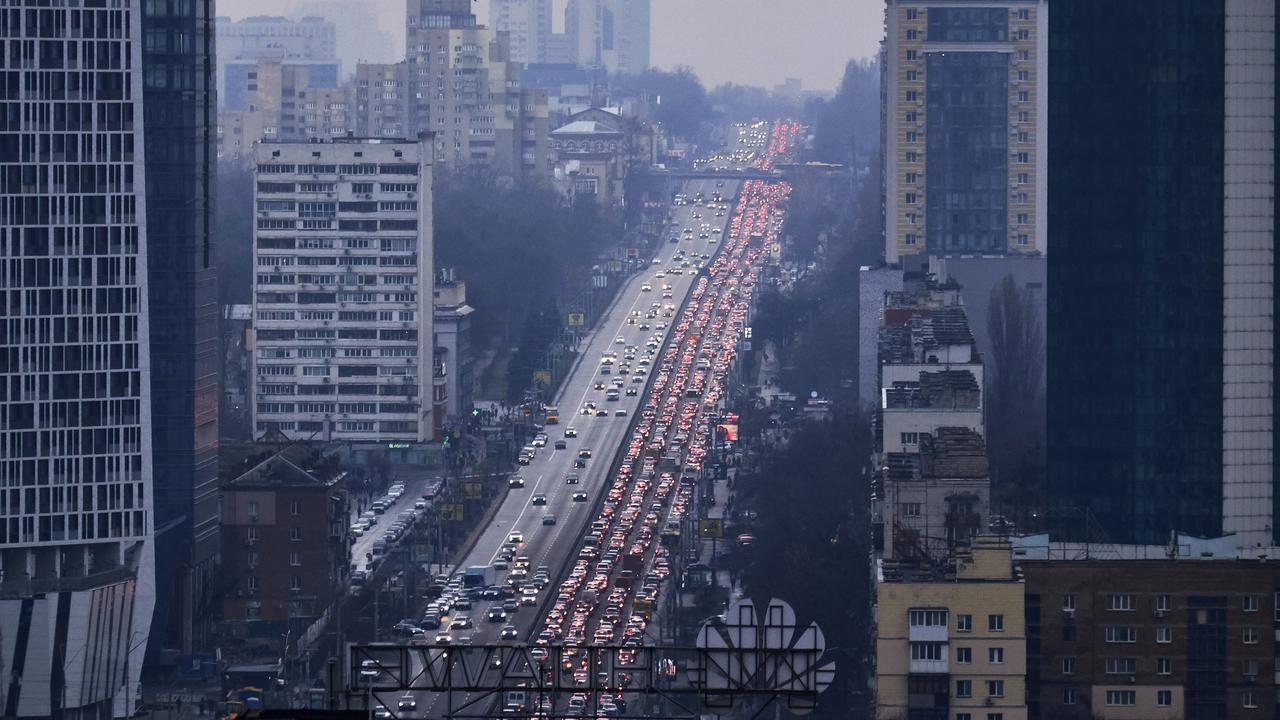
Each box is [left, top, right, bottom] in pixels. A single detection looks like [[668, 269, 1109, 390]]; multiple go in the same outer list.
[[1017, 152, 1030, 163], [1017, 131, 1030, 143], [955, 680, 972, 698], [290, 576, 303, 591], [906, 131, 918, 143], [905, 192, 917, 204], [906, 172, 918, 184], [910, 643, 944, 661], [247, 576, 259, 591], [901, 503, 922, 517], [290, 501, 301, 516], [906, 8, 918, 19], [1018, 234, 1030, 246], [1017, 70, 1029, 82], [988, 647, 1004, 664], [1156, 626, 1172, 643], [1157, 657, 1172, 675], [290, 527, 302, 542], [906, 29, 918, 40], [1105, 626, 1136, 643], [906, 91, 918, 102], [1108, 594, 1135, 611], [906, 71, 917, 82], [1105, 690, 1136, 706], [1105, 657, 1136, 675], [1017, 8, 1030, 20], [986, 680, 1003, 698], [247, 500, 259, 517], [905, 233, 918, 246], [1062, 594, 1076, 610], [1061, 656, 1075, 674], [247, 527, 259, 542], [986, 715, 1002, 720], [1243, 690, 1258, 708], [246, 551, 259, 569], [906, 151, 918, 163], [988, 614, 1004, 632], [908, 609, 949, 626], [956, 647, 972, 663], [1061, 624, 1076, 641], [1157, 690, 1172, 707], [1243, 627, 1259, 644], [1017, 172, 1030, 184], [1062, 688, 1077, 705], [289, 551, 301, 567], [906, 50, 918, 61], [957, 614, 972, 632], [1243, 658, 1260, 676], [1243, 595, 1259, 612], [1017, 212, 1029, 224]]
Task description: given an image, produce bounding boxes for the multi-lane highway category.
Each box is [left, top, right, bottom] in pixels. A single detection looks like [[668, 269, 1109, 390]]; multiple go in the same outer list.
[[357, 121, 803, 718]]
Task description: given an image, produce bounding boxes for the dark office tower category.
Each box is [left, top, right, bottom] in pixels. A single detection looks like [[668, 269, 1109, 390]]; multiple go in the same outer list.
[[141, 0, 220, 656], [1046, 0, 1277, 547]]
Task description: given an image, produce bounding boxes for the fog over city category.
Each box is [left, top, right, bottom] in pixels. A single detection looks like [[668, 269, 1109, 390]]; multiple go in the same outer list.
[[215, 0, 879, 89], [3, 1, 1277, 718]]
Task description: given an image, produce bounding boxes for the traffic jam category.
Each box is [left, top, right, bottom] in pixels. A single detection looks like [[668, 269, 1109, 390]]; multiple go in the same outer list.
[[522, 122, 803, 716]]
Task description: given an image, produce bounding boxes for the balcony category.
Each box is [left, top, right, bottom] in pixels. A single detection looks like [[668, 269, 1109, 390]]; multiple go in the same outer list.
[[909, 658, 949, 674], [909, 624, 949, 643]]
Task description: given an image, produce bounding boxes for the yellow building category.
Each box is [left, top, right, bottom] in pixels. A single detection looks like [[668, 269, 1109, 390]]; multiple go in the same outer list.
[[875, 536, 1027, 720], [883, 1, 1047, 264]]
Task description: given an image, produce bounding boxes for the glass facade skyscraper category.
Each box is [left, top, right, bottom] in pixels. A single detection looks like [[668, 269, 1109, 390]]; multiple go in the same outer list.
[[140, 0, 219, 656], [1047, 0, 1277, 547], [0, 2, 158, 716]]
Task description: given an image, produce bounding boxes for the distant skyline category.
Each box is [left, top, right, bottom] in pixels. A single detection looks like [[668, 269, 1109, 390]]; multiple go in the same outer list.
[[214, 0, 880, 90]]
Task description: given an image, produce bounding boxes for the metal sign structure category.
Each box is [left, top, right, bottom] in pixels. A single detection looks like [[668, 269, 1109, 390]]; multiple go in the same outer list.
[[343, 600, 834, 719]]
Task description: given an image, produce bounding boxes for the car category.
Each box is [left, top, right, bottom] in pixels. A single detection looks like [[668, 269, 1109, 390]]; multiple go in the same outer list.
[[487, 607, 508, 622], [572, 492, 588, 502], [434, 632, 454, 644], [578, 448, 593, 459], [454, 596, 472, 609], [595, 409, 608, 417], [450, 615, 473, 629], [502, 598, 519, 612], [360, 660, 380, 679], [639, 323, 650, 330], [615, 409, 628, 417], [373, 705, 393, 719], [543, 514, 557, 526], [554, 439, 567, 449], [500, 624, 520, 640], [651, 257, 661, 264], [641, 284, 652, 292], [564, 426, 578, 438], [626, 387, 638, 396], [594, 382, 605, 390], [507, 531, 524, 544], [420, 614, 441, 630], [575, 458, 588, 468], [398, 696, 418, 712], [532, 494, 548, 505], [565, 474, 580, 484], [508, 476, 525, 488], [615, 336, 625, 344]]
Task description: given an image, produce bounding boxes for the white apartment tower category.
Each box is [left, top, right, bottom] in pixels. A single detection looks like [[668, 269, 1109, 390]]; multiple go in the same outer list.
[[0, 2, 157, 717], [251, 138, 435, 443]]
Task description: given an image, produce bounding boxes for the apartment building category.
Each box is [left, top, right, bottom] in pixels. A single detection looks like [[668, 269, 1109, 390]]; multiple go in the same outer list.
[[563, 0, 650, 75], [0, 2, 158, 716], [491, 0, 554, 64], [250, 139, 435, 443], [875, 537, 1028, 719], [219, 446, 350, 659], [1017, 546, 1280, 719], [882, 0, 1048, 264], [884, 427, 991, 562], [217, 58, 356, 165], [215, 15, 339, 107]]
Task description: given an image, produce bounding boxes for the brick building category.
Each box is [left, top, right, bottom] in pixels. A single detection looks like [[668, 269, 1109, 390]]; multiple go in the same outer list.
[[220, 446, 350, 658], [1023, 558, 1280, 719]]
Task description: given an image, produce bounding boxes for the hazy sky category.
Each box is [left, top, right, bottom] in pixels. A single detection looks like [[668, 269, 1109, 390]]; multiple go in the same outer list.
[[215, 0, 881, 91]]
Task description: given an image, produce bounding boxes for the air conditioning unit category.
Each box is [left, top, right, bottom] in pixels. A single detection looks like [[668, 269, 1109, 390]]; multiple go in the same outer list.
[[1154, 609, 1165, 619], [1125, 675, 1136, 684], [1062, 608, 1075, 618], [407, 192, 415, 198], [984, 698, 995, 706], [1244, 674, 1257, 683], [245, 538, 257, 546]]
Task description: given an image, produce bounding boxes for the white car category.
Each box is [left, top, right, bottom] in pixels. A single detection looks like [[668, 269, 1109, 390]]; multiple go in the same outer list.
[[641, 284, 652, 292]]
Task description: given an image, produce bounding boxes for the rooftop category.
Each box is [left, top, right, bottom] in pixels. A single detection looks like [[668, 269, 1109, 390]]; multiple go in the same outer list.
[[551, 120, 625, 137], [223, 444, 346, 490], [921, 427, 988, 478], [878, 306, 976, 365], [884, 370, 981, 410]]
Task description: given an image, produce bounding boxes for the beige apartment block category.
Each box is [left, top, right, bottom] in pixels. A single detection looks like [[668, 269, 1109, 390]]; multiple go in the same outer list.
[[883, 1, 1048, 264]]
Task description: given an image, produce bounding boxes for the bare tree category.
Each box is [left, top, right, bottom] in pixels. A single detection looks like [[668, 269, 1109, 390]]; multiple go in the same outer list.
[[986, 274, 1046, 526]]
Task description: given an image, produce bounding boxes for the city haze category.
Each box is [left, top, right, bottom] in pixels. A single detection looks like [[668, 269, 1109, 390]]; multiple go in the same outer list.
[[213, 0, 879, 89]]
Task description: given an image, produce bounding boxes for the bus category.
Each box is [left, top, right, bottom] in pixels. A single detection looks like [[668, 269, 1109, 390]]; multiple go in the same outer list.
[[544, 404, 559, 425]]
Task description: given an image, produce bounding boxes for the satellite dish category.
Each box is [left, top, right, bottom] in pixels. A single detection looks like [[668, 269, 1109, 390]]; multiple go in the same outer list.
[[809, 390, 818, 399]]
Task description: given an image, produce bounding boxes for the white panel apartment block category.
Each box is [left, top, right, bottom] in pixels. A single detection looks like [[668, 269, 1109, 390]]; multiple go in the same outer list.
[[0, 2, 157, 716], [252, 139, 435, 443], [1222, 0, 1277, 548]]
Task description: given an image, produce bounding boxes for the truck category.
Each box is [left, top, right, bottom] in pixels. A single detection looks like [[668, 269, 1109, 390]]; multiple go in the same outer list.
[[544, 405, 559, 425], [464, 565, 496, 588]]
